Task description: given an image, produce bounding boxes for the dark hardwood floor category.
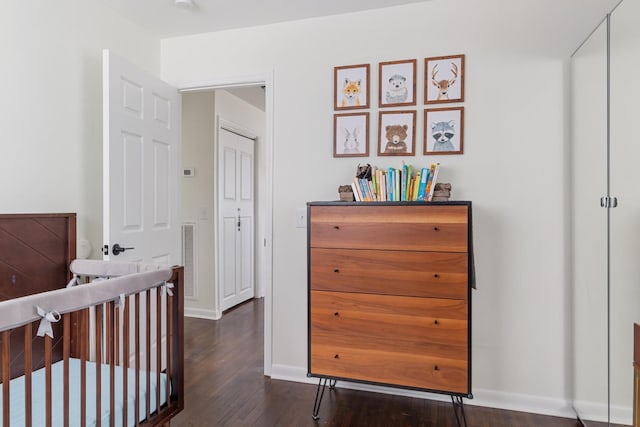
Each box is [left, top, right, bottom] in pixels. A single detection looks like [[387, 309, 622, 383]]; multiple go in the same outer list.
[[172, 298, 585, 427]]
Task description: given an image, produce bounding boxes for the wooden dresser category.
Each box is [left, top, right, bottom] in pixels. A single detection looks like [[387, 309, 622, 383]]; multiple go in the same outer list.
[[307, 201, 472, 399]]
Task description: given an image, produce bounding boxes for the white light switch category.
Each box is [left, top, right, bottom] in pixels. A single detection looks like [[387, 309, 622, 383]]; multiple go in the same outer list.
[[295, 207, 307, 228]]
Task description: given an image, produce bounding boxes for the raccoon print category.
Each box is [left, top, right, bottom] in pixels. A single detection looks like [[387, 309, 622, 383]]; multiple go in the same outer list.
[[431, 120, 456, 152]]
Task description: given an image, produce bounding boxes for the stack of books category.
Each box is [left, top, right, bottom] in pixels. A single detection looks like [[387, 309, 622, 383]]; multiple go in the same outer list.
[[351, 163, 440, 202]]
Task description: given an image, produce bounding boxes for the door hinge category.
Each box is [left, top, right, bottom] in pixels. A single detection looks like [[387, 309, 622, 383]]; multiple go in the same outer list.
[[102, 244, 109, 255], [600, 196, 618, 208]]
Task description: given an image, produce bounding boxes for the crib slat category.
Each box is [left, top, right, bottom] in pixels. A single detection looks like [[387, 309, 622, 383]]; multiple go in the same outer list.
[[166, 291, 173, 411], [146, 289, 151, 421], [63, 313, 71, 427], [96, 304, 103, 427], [115, 304, 120, 366], [109, 301, 115, 427], [2, 330, 10, 427], [156, 287, 162, 414], [123, 296, 130, 427], [45, 334, 52, 427], [24, 323, 33, 427], [80, 309, 88, 427], [135, 293, 141, 427]]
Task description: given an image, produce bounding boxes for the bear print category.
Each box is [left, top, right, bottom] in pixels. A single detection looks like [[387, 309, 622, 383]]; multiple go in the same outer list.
[[384, 124, 408, 153]]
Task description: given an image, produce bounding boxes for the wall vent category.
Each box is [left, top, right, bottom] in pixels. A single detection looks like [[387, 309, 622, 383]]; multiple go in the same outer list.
[[182, 222, 197, 298]]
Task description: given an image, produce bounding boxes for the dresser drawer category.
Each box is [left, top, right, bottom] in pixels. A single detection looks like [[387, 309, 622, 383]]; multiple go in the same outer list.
[[310, 248, 468, 300], [309, 205, 468, 252], [310, 291, 467, 358], [310, 344, 468, 394]]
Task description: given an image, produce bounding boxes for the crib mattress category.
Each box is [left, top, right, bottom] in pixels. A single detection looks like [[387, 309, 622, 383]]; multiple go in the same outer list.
[[0, 358, 167, 427]]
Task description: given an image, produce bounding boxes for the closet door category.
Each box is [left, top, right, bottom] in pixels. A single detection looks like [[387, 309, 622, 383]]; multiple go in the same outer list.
[[610, 2, 640, 424], [571, 18, 609, 425]]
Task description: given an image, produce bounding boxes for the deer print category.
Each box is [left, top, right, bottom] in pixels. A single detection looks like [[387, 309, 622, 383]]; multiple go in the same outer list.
[[431, 62, 458, 101]]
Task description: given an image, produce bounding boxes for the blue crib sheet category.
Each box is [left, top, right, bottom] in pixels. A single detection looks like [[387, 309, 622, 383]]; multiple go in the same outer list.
[[0, 358, 167, 426]]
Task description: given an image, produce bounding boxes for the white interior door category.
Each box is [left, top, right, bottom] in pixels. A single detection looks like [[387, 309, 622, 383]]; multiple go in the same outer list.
[[102, 49, 181, 265], [219, 126, 255, 312]]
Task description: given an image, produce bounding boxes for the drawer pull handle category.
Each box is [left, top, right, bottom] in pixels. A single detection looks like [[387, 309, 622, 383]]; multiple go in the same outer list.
[[334, 354, 340, 359], [333, 225, 340, 230], [434, 273, 439, 278], [433, 226, 440, 231], [434, 365, 439, 371], [334, 269, 340, 273], [434, 319, 439, 325], [334, 312, 340, 317]]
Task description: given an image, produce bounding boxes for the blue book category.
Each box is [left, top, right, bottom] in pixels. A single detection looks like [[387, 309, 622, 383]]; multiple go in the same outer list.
[[388, 168, 394, 201], [417, 167, 430, 201]]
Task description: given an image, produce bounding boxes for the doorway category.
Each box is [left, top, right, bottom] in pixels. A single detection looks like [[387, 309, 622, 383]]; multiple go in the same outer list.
[[179, 76, 273, 376]]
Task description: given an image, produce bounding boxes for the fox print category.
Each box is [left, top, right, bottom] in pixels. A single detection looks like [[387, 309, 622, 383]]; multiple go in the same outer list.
[[341, 78, 362, 107], [431, 121, 456, 152]]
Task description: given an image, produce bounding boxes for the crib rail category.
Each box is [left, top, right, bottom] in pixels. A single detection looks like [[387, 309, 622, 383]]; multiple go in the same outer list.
[[0, 264, 184, 427]]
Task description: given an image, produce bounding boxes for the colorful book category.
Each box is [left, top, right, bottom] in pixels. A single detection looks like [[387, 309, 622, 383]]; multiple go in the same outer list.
[[416, 167, 430, 201], [424, 163, 437, 201], [371, 166, 378, 201], [352, 178, 363, 201], [412, 171, 421, 201], [351, 181, 361, 201], [427, 163, 441, 201], [388, 168, 394, 201], [367, 179, 376, 201], [400, 165, 409, 202]]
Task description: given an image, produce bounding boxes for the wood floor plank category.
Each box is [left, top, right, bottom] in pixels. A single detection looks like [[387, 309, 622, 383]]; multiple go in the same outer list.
[[172, 299, 584, 427]]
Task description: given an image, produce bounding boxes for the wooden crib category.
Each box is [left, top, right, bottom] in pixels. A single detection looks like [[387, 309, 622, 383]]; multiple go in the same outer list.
[[0, 214, 184, 426]]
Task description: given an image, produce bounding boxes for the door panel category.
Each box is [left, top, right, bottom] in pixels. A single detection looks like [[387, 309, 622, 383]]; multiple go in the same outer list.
[[103, 49, 181, 265], [219, 127, 255, 311]]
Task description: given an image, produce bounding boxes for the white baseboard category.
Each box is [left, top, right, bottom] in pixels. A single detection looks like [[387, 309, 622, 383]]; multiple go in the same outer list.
[[269, 364, 585, 420], [469, 389, 574, 419], [184, 307, 221, 320], [574, 400, 632, 425]]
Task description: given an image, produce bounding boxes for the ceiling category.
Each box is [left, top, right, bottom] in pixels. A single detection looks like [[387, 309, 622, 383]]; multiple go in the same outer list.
[[97, 0, 434, 38]]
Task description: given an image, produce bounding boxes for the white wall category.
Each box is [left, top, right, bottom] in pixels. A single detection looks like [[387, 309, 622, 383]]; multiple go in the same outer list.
[[0, 1, 159, 255], [181, 91, 217, 317], [161, 0, 580, 416], [182, 90, 266, 318]]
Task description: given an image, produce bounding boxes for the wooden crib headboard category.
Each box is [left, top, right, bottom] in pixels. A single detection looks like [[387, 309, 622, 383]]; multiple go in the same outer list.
[[0, 213, 76, 379]]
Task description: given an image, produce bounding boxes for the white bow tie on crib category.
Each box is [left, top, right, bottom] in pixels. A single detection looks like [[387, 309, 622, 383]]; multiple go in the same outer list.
[[36, 306, 61, 338]]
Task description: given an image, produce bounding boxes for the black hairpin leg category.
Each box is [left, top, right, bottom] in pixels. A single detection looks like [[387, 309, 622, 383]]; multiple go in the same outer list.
[[328, 379, 337, 389], [312, 378, 329, 420], [451, 395, 468, 427]]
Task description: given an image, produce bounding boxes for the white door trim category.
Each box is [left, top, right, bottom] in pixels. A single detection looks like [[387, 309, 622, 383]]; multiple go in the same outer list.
[[176, 72, 274, 377]]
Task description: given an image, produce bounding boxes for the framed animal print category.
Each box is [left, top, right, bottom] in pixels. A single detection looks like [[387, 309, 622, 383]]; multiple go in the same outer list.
[[425, 54, 465, 104], [334, 112, 369, 158], [334, 64, 370, 110], [378, 110, 416, 157], [378, 59, 416, 108], [424, 107, 464, 155]]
